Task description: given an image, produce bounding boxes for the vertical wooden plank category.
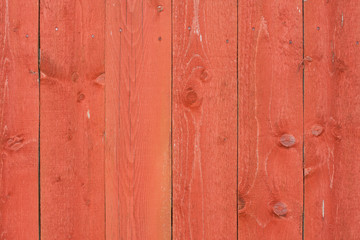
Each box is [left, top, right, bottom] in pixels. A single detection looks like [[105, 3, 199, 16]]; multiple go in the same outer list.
[[40, 0, 105, 239], [105, 0, 171, 239], [0, 0, 39, 239], [304, 1, 360, 239], [238, 0, 303, 239], [172, 1, 237, 239]]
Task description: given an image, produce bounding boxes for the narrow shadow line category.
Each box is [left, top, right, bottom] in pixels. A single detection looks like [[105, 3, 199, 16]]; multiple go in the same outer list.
[[38, 0, 41, 239], [236, 0, 239, 239], [104, 1, 107, 239], [170, 0, 174, 239], [302, 0, 305, 239]]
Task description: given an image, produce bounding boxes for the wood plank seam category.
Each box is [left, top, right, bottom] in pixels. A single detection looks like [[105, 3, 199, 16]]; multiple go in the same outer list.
[[38, 0, 41, 239], [237, 0, 240, 239], [302, 0, 305, 240]]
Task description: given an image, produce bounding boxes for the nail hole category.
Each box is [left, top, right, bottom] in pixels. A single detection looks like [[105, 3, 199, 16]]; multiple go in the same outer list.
[[157, 5, 164, 12]]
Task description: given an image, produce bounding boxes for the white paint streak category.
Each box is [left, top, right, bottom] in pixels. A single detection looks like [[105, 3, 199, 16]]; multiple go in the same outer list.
[[192, 0, 200, 36], [1, 0, 12, 74], [255, 218, 268, 228], [248, 212, 270, 229], [87, 110, 90, 119], [194, 110, 204, 240], [328, 146, 334, 188], [264, 147, 275, 179], [246, 16, 269, 194], [322, 200, 325, 219], [0, 78, 9, 129]]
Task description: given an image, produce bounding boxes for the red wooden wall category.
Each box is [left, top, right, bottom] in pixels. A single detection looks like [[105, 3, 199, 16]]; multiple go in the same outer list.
[[0, 0, 359, 239]]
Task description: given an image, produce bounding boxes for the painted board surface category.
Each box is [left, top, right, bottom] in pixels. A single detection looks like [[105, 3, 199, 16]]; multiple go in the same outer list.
[[304, 0, 360, 239], [238, 0, 303, 239], [172, 0, 238, 239], [0, 0, 39, 239], [105, 0, 171, 239], [40, 0, 105, 239]]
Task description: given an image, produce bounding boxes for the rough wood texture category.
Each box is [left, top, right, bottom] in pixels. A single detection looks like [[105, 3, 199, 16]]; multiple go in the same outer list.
[[304, 0, 360, 239], [0, 0, 39, 239], [172, 1, 238, 239], [3, 1, 360, 238], [105, 0, 171, 239], [40, 1, 105, 239], [238, 0, 303, 239]]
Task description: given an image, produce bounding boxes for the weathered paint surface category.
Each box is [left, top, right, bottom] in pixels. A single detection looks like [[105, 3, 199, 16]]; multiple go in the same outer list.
[[0, 0, 39, 239], [172, 0, 238, 239], [238, 0, 303, 239], [105, 0, 171, 239], [304, 0, 360, 239], [0, 1, 359, 239]]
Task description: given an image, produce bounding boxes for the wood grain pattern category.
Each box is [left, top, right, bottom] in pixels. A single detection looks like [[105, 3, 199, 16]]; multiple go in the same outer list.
[[304, 1, 360, 239], [238, 0, 303, 239], [105, 0, 171, 239], [172, 1, 237, 239], [2, 1, 360, 238], [40, 0, 105, 239], [0, 0, 39, 239]]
